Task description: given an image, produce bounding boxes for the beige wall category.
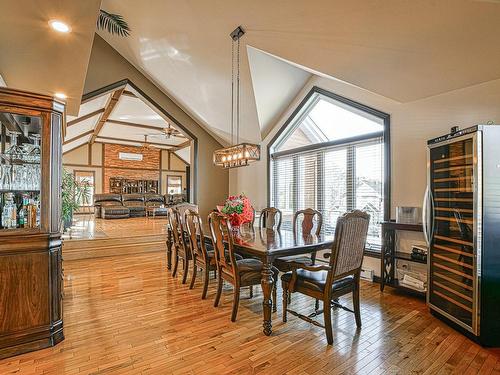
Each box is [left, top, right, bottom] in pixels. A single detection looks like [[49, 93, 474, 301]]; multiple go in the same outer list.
[[83, 35, 228, 218], [230, 74, 500, 276], [63, 144, 104, 193]]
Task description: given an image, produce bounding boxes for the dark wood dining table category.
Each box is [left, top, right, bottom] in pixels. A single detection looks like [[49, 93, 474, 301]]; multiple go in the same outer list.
[[166, 225, 335, 336]]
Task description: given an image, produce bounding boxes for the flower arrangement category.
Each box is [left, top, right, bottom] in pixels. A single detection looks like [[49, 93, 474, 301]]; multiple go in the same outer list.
[[218, 194, 254, 228]]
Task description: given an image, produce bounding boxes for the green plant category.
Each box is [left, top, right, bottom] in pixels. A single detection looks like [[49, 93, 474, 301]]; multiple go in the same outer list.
[[97, 10, 131, 37], [61, 169, 91, 224]]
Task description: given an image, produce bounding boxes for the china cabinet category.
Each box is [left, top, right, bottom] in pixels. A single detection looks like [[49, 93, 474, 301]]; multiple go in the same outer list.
[[0, 87, 64, 358]]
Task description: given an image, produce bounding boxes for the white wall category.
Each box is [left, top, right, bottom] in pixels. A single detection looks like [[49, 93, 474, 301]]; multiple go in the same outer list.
[[230, 75, 500, 276]]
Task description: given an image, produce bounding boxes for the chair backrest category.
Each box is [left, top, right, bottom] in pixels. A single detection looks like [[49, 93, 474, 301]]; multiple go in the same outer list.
[[327, 210, 370, 282], [167, 207, 188, 255], [293, 208, 323, 236], [175, 203, 198, 224], [184, 209, 209, 263], [259, 207, 282, 230], [208, 212, 237, 275]]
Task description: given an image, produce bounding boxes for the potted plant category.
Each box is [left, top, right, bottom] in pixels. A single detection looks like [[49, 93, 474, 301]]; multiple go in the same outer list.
[[61, 169, 91, 232]]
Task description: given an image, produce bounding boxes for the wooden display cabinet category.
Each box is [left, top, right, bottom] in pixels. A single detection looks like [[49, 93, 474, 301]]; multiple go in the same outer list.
[[0, 88, 64, 359]]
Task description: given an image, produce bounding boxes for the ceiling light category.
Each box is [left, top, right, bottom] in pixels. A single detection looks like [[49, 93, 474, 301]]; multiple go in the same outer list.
[[55, 92, 67, 100], [49, 20, 71, 33], [213, 26, 260, 169]]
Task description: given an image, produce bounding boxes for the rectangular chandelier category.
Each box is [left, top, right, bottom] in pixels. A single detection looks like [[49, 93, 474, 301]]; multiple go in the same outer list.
[[213, 143, 260, 169]]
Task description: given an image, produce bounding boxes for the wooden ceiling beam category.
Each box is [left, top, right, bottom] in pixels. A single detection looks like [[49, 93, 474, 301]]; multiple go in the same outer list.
[[67, 108, 105, 127], [171, 140, 191, 151], [90, 88, 124, 144], [106, 119, 165, 132], [95, 135, 176, 148], [122, 90, 137, 98], [63, 129, 94, 145]]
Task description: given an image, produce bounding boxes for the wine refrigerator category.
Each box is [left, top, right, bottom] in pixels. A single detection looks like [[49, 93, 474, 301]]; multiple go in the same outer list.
[[424, 125, 500, 346]]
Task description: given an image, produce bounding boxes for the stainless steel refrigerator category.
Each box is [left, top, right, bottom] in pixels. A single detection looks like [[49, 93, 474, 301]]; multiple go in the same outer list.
[[424, 125, 500, 346]]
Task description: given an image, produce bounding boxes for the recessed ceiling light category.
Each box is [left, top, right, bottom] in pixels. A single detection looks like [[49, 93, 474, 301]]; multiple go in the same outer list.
[[49, 20, 71, 33], [55, 92, 67, 100]]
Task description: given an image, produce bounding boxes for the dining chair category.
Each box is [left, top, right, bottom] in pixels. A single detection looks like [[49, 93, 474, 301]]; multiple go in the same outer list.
[[175, 203, 199, 224], [208, 211, 278, 322], [274, 208, 323, 273], [167, 207, 191, 284], [258, 207, 282, 230], [184, 209, 217, 299], [281, 210, 370, 345]]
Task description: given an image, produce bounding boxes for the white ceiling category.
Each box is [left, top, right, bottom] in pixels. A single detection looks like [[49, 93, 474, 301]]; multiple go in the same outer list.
[[63, 84, 189, 153], [0, 0, 101, 114], [247, 46, 311, 139], [98, 0, 500, 146]]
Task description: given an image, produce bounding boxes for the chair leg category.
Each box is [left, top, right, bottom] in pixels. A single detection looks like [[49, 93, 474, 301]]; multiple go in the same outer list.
[[353, 284, 362, 328], [315, 299, 320, 312], [214, 271, 223, 307], [231, 285, 240, 322], [324, 299, 333, 345], [181, 257, 189, 284], [202, 267, 209, 300], [282, 287, 289, 323], [272, 280, 277, 313], [249, 285, 253, 299], [189, 258, 197, 289], [172, 253, 179, 277]]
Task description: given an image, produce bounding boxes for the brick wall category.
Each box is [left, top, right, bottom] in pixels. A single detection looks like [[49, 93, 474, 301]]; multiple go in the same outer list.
[[103, 144, 160, 192]]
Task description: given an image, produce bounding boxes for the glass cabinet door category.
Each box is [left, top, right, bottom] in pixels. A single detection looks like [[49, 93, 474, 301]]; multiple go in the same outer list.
[[0, 112, 42, 230], [428, 136, 476, 332]]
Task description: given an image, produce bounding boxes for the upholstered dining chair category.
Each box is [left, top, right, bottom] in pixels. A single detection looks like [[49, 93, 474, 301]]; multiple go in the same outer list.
[[274, 208, 323, 273], [258, 207, 282, 230], [281, 210, 370, 345], [184, 209, 217, 299], [208, 211, 278, 322], [167, 207, 191, 284]]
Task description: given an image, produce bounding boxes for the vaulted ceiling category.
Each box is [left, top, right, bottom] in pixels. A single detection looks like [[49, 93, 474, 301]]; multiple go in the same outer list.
[[98, 0, 500, 145], [64, 84, 191, 161], [2, 1, 500, 148]]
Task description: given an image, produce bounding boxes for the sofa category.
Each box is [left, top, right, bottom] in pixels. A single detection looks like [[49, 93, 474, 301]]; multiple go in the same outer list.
[[93, 193, 178, 219], [122, 194, 146, 217], [94, 194, 126, 219]]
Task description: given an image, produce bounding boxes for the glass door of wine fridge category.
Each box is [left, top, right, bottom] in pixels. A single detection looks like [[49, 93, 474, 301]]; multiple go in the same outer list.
[[426, 133, 478, 334]]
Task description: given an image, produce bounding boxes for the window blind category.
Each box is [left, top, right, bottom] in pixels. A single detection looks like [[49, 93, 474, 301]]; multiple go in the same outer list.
[[271, 136, 384, 249]]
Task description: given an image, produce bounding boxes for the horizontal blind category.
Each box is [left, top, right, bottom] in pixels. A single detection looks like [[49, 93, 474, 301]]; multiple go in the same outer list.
[[271, 136, 383, 249]]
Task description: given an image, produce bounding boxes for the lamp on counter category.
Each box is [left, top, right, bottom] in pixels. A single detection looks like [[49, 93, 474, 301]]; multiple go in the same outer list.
[[213, 25, 260, 169]]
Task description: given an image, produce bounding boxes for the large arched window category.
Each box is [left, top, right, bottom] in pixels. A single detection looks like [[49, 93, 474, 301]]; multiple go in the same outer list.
[[268, 87, 390, 252]]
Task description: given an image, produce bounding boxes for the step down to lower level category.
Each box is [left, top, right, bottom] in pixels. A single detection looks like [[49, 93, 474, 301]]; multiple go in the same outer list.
[[63, 234, 166, 261]]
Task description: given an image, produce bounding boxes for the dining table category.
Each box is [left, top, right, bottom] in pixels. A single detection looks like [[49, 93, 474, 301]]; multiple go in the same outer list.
[[166, 224, 335, 336]]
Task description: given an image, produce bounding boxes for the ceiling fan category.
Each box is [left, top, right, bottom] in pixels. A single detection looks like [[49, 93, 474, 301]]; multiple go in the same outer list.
[[148, 123, 185, 140]]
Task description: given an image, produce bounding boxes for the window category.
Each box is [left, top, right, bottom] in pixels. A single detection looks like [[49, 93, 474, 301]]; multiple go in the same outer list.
[[74, 171, 94, 210], [167, 176, 182, 195], [269, 88, 389, 251]]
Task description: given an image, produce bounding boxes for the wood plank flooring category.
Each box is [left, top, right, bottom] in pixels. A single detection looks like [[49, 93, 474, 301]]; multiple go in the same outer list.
[[0, 252, 498, 375]]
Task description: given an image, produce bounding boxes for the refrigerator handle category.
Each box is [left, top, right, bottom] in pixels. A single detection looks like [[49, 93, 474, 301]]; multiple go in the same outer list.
[[422, 186, 430, 245], [429, 189, 436, 242]]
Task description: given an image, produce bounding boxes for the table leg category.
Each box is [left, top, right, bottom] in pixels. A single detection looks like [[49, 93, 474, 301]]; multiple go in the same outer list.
[[166, 228, 173, 270], [261, 258, 274, 336]]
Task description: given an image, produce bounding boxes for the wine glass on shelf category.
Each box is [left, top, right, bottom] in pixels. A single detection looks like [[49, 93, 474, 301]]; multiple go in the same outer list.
[[28, 134, 41, 163], [6, 131, 25, 161]]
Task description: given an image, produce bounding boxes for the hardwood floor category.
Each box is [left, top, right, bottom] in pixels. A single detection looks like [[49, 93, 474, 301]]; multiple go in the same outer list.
[[0, 252, 498, 374]]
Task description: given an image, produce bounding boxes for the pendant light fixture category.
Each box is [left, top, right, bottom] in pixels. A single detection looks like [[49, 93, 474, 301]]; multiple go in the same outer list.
[[213, 26, 260, 169]]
